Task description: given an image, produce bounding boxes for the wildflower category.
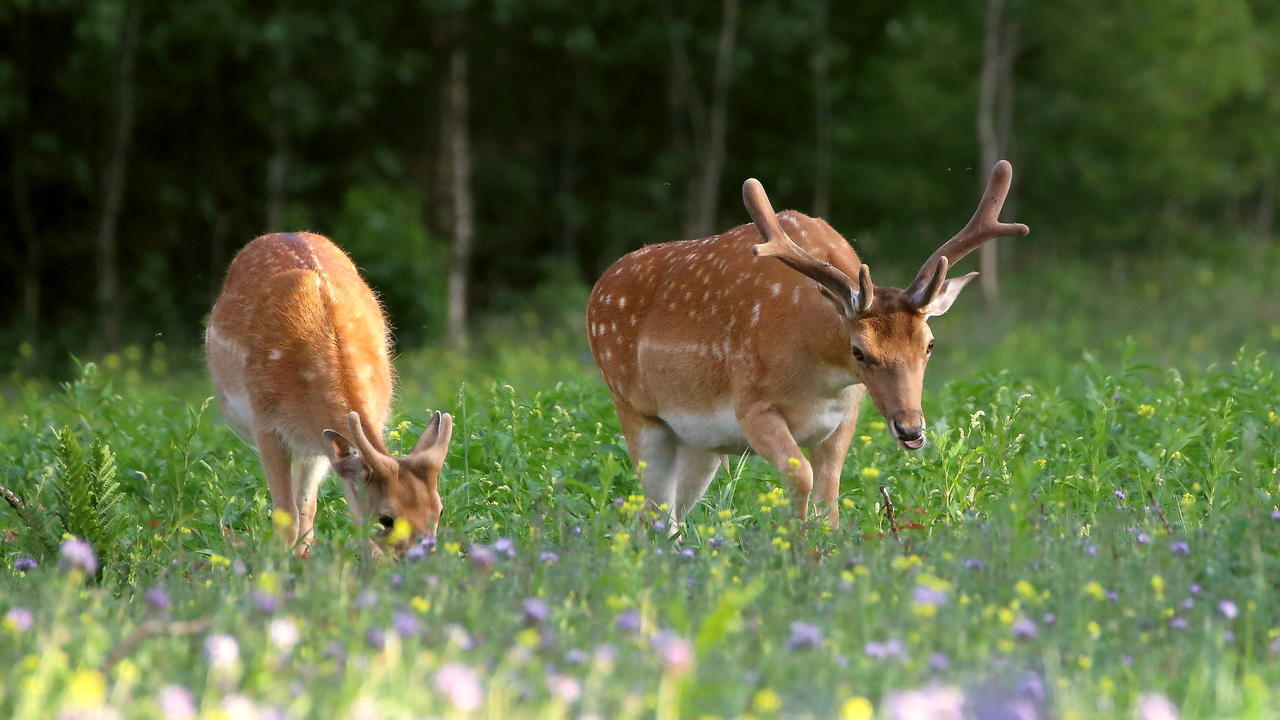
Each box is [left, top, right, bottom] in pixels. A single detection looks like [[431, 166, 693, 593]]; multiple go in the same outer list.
[[65, 669, 107, 709], [1137, 404, 1156, 419], [1150, 575, 1165, 599], [929, 652, 950, 671], [60, 537, 98, 573], [1135, 531, 1150, 545], [1087, 621, 1101, 639], [547, 673, 582, 703], [1019, 672, 1046, 701], [963, 558, 986, 570], [840, 696, 874, 720], [1169, 617, 1187, 630], [146, 587, 171, 610], [1082, 581, 1105, 600], [1012, 617, 1037, 639], [1271, 509, 1280, 520], [753, 688, 782, 712], [1084, 543, 1098, 556], [405, 543, 428, 561], [365, 628, 386, 650], [1135, 692, 1179, 720], [14, 556, 37, 572], [652, 631, 694, 674], [469, 544, 496, 570], [268, 618, 300, 651], [157, 685, 197, 720], [882, 686, 965, 720], [679, 547, 697, 559], [523, 598, 550, 625], [1015, 580, 1036, 600], [392, 610, 421, 638], [435, 664, 483, 711], [1114, 489, 1127, 500], [565, 648, 589, 664], [861, 467, 881, 480], [1218, 600, 1238, 620], [616, 610, 642, 634], [355, 590, 378, 609], [913, 585, 947, 617], [787, 621, 824, 651], [864, 638, 907, 661], [204, 633, 240, 669], [4, 607, 34, 633], [1180, 598, 1194, 610], [1189, 583, 1202, 595], [538, 551, 560, 564], [252, 590, 280, 614], [1170, 540, 1190, 555], [493, 537, 516, 557]]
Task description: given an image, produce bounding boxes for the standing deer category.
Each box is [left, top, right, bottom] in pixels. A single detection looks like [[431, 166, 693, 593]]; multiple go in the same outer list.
[[206, 232, 453, 556], [587, 161, 1028, 528]]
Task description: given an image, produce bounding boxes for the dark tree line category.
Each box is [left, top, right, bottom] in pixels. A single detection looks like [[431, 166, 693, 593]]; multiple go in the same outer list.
[[1, 0, 1276, 370]]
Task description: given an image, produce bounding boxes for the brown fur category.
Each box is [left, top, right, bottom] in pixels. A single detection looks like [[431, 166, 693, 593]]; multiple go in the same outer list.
[[206, 232, 451, 556]]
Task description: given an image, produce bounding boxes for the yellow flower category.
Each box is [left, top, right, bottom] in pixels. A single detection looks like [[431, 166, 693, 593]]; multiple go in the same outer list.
[[272, 508, 293, 530], [64, 669, 106, 708], [840, 696, 873, 720], [1137, 404, 1155, 419], [1151, 575, 1165, 600], [753, 689, 781, 713], [1015, 581, 1036, 600], [1077, 655, 1093, 669], [387, 517, 412, 545], [1087, 621, 1101, 639], [718, 509, 732, 520], [516, 628, 540, 648], [1082, 581, 1105, 600], [444, 541, 461, 555], [997, 608, 1015, 624], [208, 553, 231, 567], [861, 467, 881, 480], [891, 555, 922, 571], [1267, 411, 1279, 426], [1180, 493, 1195, 507]]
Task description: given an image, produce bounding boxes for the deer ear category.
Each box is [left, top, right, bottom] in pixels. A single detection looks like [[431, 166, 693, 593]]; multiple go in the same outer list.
[[322, 429, 367, 482], [920, 271, 979, 318], [412, 412, 454, 466]]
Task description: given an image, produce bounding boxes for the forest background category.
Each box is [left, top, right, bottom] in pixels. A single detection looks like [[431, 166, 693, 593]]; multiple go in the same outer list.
[[1, 0, 1277, 374]]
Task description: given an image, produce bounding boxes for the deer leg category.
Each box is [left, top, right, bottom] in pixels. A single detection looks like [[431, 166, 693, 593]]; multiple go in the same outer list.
[[254, 427, 297, 548], [292, 455, 329, 557], [673, 445, 722, 525], [810, 386, 865, 528], [738, 404, 813, 520], [615, 404, 678, 522]]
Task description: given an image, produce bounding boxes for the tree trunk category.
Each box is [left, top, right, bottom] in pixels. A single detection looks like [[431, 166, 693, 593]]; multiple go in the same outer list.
[[443, 20, 473, 348], [95, 0, 142, 353], [812, 0, 832, 218], [686, 0, 739, 239], [976, 0, 1009, 308]]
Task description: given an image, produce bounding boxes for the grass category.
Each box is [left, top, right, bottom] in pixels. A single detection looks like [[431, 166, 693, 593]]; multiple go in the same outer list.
[[1, 240, 1279, 719]]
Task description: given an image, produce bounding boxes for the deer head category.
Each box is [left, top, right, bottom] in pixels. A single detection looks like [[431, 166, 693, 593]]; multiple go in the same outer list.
[[323, 410, 453, 550], [745, 160, 1029, 451]]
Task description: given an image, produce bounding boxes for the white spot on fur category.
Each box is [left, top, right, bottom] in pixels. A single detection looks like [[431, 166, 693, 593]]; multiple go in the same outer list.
[[770, 283, 781, 296], [618, 296, 627, 309], [268, 348, 283, 360], [750, 303, 761, 326]]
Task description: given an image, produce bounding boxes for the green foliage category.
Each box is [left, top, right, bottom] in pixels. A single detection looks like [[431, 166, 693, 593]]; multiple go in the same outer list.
[[50, 426, 125, 566]]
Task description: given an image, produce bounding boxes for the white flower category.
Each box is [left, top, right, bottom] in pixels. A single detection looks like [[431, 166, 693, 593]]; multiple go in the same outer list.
[[434, 663, 483, 711], [268, 618, 300, 652]]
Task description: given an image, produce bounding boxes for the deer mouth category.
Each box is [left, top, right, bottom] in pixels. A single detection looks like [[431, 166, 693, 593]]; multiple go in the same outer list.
[[891, 420, 927, 451]]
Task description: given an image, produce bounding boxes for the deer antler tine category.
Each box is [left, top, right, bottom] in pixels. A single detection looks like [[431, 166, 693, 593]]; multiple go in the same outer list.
[[743, 178, 869, 318], [906, 161, 1029, 305]]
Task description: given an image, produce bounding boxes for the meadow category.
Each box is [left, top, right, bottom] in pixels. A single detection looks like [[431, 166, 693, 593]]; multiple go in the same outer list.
[[2, 238, 1279, 719]]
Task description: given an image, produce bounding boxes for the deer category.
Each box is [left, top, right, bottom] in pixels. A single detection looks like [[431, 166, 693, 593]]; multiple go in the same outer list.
[[205, 231, 453, 557], [587, 161, 1028, 530]]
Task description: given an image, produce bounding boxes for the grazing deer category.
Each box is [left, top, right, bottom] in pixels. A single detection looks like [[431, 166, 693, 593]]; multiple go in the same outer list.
[[205, 232, 453, 556], [587, 161, 1028, 528]]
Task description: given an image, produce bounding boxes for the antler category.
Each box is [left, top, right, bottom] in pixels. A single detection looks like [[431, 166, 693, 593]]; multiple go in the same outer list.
[[346, 411, 399, 478], [905, 160, 1029, 306], [743, 178, 873, 317]]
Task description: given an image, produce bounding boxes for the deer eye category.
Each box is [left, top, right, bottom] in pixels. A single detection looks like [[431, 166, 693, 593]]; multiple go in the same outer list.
[[851, 346, 871, 365], [926, 340, 936, 355]]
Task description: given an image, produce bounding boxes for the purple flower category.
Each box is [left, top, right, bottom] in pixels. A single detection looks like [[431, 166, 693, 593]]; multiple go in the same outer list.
[[1170, 540, 1190, 555], [14, 556, 37, 572], [1042, 612, 1057, 626], [1180, 598, 1194, 610], [204, 633, 240, 669], [405, 543, 428, 560], [393, 610, 421, 637], [146, 586, 171, 610], [4, 607, 34, 633], [1135, 531, 1150, 545], [679, 548, 697, 559], [252, 590, 280, 614], [1019, 672, 1046, 701], [157, 685, 197, 720], [1107, 590, 1119, 602], [1122, 654, 1134, 666], [538, 551, 560, 564], [1190, 583, 1202, 595], [1169, 616, 1187, 630], [468, 544, 495, 570], [963, 558, 986, 570], [1271, 509, 1280, 520], [864, 638, 907, 661], [913, 585, 948, 608], [786, 621, 824, 651], [615, 610, 641, 634], [365, 627, 386, 650], [1084, 544, 1098, 557], [60, 537, 98, 573], [522, 598, 550, 625], [1011, 617, 1038, 639], [652, 631, 694, 673], [565, 648, 589, 665], [929, 652, 950, 671], [1135, 692, 1179, 720], [493, 537, 516, 558], [389, 573, 403, 589], [1114, 489, 1127, 500], [434, 663, 483, 711], [1218, 600, 1238, 620], [355, 590, 378, 609]]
